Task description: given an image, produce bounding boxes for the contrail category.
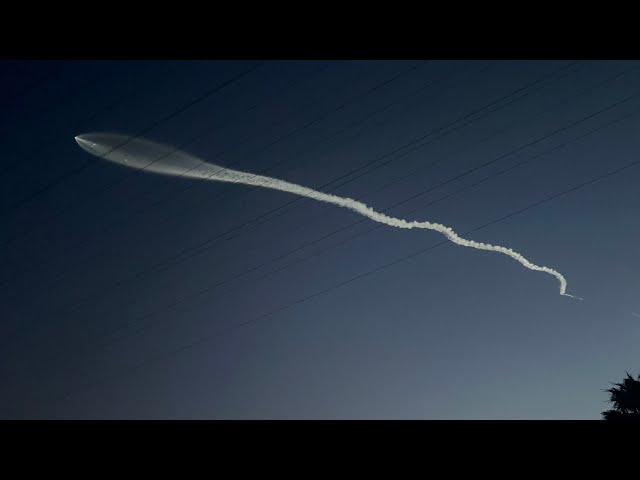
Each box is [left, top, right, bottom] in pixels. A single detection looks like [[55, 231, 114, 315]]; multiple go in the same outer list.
[[75, 132, 577, 298]]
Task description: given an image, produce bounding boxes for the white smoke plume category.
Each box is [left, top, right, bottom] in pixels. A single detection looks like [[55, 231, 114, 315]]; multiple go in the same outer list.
[[75, 132, 576, 298]]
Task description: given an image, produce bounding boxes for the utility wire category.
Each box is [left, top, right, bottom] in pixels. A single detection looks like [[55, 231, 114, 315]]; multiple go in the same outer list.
[[3, 62, 585, 318], [0, 61, 414, 250], [0, 60, 450, 289], [0, 62, 593, 355], [96, 98, 640, 347], [0, 62, 263, 213], [0, 62, 180, 178], [46, 128, 640, 410], [2, 63, 634, 385]]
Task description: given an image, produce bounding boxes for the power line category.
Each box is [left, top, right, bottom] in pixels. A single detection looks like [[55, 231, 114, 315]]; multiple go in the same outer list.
[[231, 105, 640, 305], [0, 60, 455, 291], [160, 63, 635, 288], [47, 125, 640, 409], [3, 61, 584, 317], [210, 62, 583, 235], [0, 61, 504, 321], [0, 61, 446, 348], [2, 62, 630, 384], [0, 62, 263, 214], [0, 62, 591, 355], [0, 62, 181, 178], [96, 97, 640, 347], [145, 62, 587, 265], [247, 62, 640, 228], [4, 63, 639, 410], [0, 60, 416, 251]]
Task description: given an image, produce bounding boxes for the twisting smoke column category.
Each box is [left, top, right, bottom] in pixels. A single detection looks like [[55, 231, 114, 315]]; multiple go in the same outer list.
[[75, 132, 577, 298]]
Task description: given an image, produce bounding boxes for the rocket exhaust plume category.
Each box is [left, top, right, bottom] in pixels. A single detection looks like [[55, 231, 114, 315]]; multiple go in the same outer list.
[[75, 133, 577, 298]]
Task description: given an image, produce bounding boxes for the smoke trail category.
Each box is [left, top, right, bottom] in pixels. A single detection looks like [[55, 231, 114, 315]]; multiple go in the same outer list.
[[75, 132, 576, 298]]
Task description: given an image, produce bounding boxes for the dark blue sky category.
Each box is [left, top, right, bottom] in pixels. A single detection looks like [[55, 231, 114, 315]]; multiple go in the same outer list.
[[1, 60, 639, 419]]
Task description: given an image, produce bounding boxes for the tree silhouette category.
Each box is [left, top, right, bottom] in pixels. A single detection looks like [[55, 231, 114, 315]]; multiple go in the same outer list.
[[602, 372, 640, 420]]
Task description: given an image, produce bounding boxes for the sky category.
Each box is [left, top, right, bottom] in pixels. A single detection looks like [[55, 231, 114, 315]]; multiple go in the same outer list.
[[0, 60, 639, 419]]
